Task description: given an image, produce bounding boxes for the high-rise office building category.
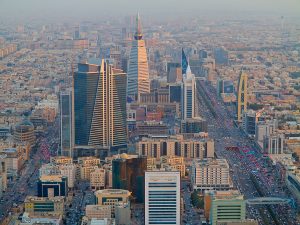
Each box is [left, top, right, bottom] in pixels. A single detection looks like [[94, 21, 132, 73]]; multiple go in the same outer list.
[[181, 70, 196, 120], [145, 170, 181, 225], [74, 59, 127, 152], [60, 91, 73, 157], [112, 154, 147, 203], [167, 62, 182, 83], [237, 70, 248, 122], [169, 84, 181, 103], [127, 13, 150, 100], [217, 80, 234, 97], [242, 110, 263, 136], [214, 47, 229, 65], [263, 133, 284, 154]]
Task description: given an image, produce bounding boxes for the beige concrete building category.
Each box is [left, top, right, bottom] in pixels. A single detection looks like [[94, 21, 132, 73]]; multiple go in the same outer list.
[[191, 159, 231, 192], [13, 120, 36, 147], [50, 156, 73, 165], [78, 157, 100, 166], [147, 156, 186, 177], [138, 135, 214, 159], [216, 220, 258, 225], [90, 167, 106, 190], [24, 196, 64, 215], [85, 205, 111, 219], [39, 163, 76, 189], [95, 189, 131, 216], [78, 157, 100, 180]]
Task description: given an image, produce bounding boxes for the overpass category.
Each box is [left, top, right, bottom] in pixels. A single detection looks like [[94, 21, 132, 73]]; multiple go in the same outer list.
[[246, 197, 294, 207]]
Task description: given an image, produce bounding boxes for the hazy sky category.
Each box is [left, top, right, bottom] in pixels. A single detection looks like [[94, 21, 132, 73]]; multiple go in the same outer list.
[[0, 0, 299, 22]]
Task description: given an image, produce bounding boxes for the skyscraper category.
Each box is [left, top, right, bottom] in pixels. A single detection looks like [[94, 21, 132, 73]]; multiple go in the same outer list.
[[60, 91, 73, 157], [145, 170, 181, 225], [112, 154, 147, 203], [237, 70, 248, 122], [181, 70, 196, 120], [167, 62, 181, 83], [74, 59, 127, 152], [127, 13, 150, 100], [181, 49, 196, 120]]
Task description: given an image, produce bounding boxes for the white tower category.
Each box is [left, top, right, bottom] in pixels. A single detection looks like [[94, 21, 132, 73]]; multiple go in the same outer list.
[[127, 13, 150, 100], [145, 170, 181, 225]]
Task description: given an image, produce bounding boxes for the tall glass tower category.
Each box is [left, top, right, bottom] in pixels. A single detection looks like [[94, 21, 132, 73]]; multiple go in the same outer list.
[[127, 13, 150, 100], [60, 90, 73, 157], [74, 59, 127, 152]]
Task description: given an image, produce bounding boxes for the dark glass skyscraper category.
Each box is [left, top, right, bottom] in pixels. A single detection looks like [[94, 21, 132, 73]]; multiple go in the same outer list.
[[74, 59, 127, 152], [60, 91, 73, 157], [112, 156, 147, 203]]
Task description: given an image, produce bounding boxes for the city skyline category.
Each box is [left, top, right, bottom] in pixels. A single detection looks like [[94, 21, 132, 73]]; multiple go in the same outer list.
[[0, 1, 300, 224], [1, 0, 300, 22]]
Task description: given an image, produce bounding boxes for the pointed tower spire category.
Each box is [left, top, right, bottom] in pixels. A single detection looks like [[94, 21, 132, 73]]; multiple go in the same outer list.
[[134, 12, 143, 40], [182, 48, 189, 76]]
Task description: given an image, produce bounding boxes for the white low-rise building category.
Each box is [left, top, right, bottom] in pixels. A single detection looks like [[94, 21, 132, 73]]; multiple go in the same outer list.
[[191, 158, 231, 192]]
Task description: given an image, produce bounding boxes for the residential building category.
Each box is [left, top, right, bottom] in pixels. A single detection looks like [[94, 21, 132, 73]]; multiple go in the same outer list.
[[147, 156, 186, 177], [90, 167, 106, 190], [78, 156, 100, 180], [191, 159, 231, 192], [13, 119, 36, 147], [50, 156, 73, 165], [138, 135, 214, 159]]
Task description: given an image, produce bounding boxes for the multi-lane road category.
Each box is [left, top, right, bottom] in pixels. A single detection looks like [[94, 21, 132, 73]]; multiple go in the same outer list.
[[196, 79, 298, 225], [0, 120, 59, 224]]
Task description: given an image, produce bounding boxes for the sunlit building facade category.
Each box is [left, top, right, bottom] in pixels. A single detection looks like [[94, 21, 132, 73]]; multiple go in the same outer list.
[[127, 13, 150, 100]]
